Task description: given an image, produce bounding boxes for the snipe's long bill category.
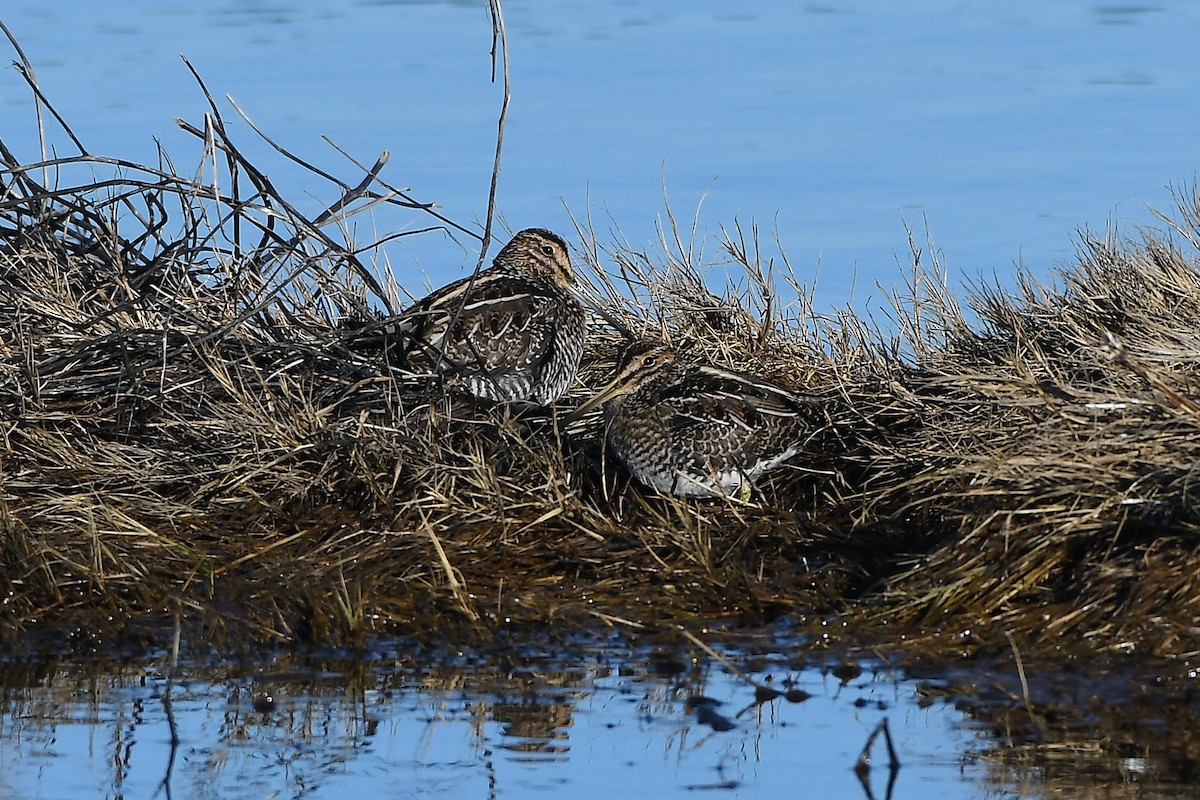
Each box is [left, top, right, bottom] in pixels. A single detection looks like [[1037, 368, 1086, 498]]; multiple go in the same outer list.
[[574, 344, 820, 498], [346, 228, 585, 405]]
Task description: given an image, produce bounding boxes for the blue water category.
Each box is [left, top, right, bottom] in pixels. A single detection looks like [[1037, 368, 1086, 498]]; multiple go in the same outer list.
[[2, 1, 1197, 314], [0, 647, 987, 800]]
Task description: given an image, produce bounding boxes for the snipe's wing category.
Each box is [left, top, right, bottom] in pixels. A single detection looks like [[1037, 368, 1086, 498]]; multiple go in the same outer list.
[[657, 365, 815, 471]]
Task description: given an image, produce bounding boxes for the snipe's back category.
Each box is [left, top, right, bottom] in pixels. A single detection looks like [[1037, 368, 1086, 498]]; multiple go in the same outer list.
[[578, 344, 820, 498], [349, 228, 585, 405]]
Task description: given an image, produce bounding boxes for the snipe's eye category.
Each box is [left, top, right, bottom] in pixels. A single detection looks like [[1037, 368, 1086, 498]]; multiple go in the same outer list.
[[642, 355, 657, 367], [540, 244, 556, 256]]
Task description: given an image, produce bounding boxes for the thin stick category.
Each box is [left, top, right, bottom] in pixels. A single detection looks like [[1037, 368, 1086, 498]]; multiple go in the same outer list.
[[427, 522, 480, 621], [310, 151, 392, 229], [879, 718, 900, 769], [158, 610, 182, 797], [322, 134, 479, 237], [179, 55, 246, 260], [1004, 629, 1033, 715], [1, 20, 88, 160], [480, 0, 511, 269], [677, 626, 761, 687], [428, 0, 512, 371], [855, 718, 901, 775]]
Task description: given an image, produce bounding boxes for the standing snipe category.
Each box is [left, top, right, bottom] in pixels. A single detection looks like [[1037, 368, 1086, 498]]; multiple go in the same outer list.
[[573, 343, 820, 498], [348, 228, 585, 405]]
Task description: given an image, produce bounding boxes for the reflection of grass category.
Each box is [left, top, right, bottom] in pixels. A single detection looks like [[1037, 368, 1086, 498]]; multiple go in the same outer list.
[[6, 646, 1198, 796], [933, 648, 1200, 797], [5, 83, 1200, 665]]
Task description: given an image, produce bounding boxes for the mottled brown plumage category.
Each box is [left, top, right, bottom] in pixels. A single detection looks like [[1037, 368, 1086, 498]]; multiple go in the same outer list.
[[574, 343, 819, 498], [351, 228, 585, 404]]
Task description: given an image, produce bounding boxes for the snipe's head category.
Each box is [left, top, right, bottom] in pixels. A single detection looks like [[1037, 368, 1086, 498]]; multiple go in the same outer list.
[[570, 343, 676, 419], [609, 344, 676, 392], [494, 228, 574, 288]]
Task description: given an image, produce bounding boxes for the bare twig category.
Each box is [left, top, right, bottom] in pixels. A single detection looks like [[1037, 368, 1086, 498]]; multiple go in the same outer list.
[[855, 718, 901, 778], [1, 20, 87, 160], [481, 0, 511, 268], [1005, 629, 1034, 715]]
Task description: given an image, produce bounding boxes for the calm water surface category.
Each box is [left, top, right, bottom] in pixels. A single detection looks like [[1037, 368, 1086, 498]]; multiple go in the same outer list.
[[0, 640, 1017, 799], [3, 638, 1197, 799], [2, 1, 1198, 312]]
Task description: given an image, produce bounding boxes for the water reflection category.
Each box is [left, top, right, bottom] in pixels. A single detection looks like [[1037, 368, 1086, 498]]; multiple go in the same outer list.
[[4, 640, 1198, 799], [0, 642, 967, 799]]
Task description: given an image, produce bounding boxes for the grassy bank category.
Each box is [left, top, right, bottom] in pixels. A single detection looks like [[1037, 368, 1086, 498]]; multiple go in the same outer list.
[[4, 100, 1200, 660]]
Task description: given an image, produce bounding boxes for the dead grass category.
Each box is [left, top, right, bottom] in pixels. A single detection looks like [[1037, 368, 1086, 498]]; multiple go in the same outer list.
[[849, 204, 1200, 655], [5, 78, 1200, 660]]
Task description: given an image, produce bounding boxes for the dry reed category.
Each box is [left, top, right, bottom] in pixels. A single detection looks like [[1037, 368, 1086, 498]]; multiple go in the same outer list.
[[5, 69, 1200, 661]]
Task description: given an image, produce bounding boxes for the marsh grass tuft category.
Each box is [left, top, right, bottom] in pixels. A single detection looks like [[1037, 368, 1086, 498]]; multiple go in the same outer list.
[[5, 85, 1200, 659]]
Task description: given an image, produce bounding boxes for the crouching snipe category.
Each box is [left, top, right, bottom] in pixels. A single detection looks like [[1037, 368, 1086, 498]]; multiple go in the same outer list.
[[573, 344, 822, 498], [348, 228, 585, 405]]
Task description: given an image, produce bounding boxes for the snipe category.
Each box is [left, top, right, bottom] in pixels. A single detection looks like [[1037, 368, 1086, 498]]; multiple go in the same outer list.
[[348, 228, 585, 405], [573, 343, 821, 498]]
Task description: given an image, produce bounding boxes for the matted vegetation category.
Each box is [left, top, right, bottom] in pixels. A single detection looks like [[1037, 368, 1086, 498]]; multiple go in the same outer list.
[[860, 208, 1200, 656], [4, 69, 1200, 660]]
